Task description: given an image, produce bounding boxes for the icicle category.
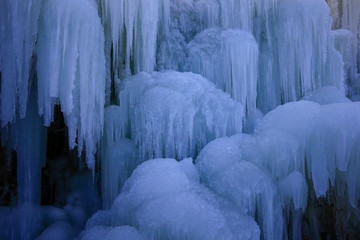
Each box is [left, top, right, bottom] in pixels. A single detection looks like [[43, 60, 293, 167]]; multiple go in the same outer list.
[[99, 0, 170, 78], [37, 0, 106, 169]]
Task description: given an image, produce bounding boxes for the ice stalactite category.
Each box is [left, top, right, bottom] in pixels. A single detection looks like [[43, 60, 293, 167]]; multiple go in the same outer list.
[[186, 28, 258, 118], [36, 0, 106, 169], [0, 0, 42, 126], [99, 0, 170, 79], [115, 71, 244, 163]]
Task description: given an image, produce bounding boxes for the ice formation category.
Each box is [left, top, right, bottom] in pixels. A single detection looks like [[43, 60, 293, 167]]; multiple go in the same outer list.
[[271, 0, 344, 104], [186, 28, 258, 115], [1, 0, 360, 239], [0, 0, 42, 125], [195, 137, 283, 240], [36, 0, 106, 169], [101, 137, 137, 209], [81, 158, 261, 240], [115, 71, 244, 162], [256, 100, 360, 203], [99, 0, 170, 78]]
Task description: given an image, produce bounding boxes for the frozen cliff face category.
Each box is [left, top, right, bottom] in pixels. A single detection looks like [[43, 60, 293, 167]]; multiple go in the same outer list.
[[186, 28, 258, 116], [0, 0, 42, 126], [113, 71, 244, 162], [270, 0, 344, 105], [36, 0, 106, 169]]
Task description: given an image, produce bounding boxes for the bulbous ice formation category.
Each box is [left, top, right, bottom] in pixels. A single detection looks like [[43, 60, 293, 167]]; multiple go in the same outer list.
[[114, 71, 244, 162]]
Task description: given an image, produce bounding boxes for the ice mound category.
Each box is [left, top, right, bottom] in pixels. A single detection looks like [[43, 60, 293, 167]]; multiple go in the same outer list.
[[36, 0, 106, 169], [195, 136, 283, 240], [104, 158, 260, 240], [186, 28, 258, 115], [115, 71, 244, 162]]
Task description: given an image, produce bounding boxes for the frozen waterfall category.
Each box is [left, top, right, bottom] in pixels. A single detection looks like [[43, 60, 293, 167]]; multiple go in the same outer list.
[[0, 0, 360, 239]]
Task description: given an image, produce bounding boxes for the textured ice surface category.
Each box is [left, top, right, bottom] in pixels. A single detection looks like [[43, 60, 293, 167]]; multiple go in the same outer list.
[[36, 0, 105, 169], [302, 86, 351, 105], [186, 28, 258, 115], [101, 138, 137, 209], [108, 158, 260, 240], [79, 225, 146, 240], [2, 204, 45, 240], [195, 0, 277, 34], [0, 0, 42, 125], [116, 71, 244, 162], [278, 171, 308, 211], [268, 0, 344, 105], [256, 101, 360, 202], [99, 0, 170, 77], [332, 29, 359, 95], [196, 137, 283, 240], [35, 222, 79, 240]]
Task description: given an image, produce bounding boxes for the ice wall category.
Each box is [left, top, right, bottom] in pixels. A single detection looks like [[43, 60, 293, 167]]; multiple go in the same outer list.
[[0, 0, 42, 126], [36, 0, 106, 169], [271, 0, 344, 104], [115, 71, 244, 162], [186, 28, 258, 115]]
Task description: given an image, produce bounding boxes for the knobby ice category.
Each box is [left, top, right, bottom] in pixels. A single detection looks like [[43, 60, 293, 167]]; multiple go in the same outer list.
[[0, 0, 360, 239]]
